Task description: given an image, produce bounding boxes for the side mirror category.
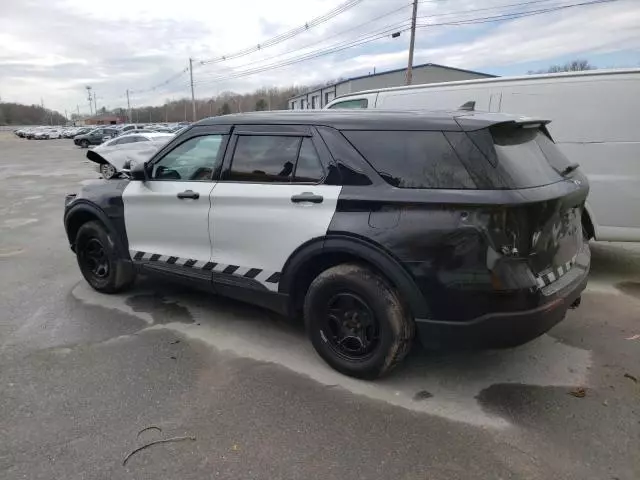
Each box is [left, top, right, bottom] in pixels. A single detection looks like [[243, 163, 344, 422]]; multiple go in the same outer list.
[[122, 160, 147, 181]]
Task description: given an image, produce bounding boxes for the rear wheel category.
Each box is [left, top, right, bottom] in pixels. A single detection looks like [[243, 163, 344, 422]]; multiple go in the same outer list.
[[304, 263, 414, 379], [80, 139, 89, 148], [75, 221, 135, 293]]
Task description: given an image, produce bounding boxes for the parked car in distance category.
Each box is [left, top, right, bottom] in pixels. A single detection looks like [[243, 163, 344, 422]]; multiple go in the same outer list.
[[64, 110, 590, 379], [88, 133, 175, 178], [73, 127, 118, 147], [325, 68, 640, 243]]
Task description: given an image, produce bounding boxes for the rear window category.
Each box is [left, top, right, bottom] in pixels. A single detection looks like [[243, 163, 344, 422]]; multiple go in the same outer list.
[[342, 130, 475, 189], [466, 125, 570, 189]]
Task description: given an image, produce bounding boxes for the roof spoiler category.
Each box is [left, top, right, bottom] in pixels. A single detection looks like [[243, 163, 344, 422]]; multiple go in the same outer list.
[[455, 112, 551, 131]]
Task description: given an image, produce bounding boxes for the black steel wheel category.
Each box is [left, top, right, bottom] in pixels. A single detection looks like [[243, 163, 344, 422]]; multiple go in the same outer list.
[[80, 139, 89, 148], [304, 263, 415, 379], [75, 221, 135, 293], [323, 292, 380, 361], [79, 238, 110, 280]]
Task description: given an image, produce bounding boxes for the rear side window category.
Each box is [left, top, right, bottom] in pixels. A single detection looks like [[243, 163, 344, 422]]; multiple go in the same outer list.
[[343, 130, 475, 189], [327, 99, 368, 109], [229, 136, 300, 182], [466, 125, 568, 189]]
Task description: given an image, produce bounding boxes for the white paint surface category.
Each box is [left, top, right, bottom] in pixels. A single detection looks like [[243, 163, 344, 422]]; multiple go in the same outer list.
[[123, 180, 215, 261], [210, 183, 341, 273]]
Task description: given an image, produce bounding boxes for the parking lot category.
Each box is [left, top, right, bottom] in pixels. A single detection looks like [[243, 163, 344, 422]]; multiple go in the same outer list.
[[0, 131, 639, 479]]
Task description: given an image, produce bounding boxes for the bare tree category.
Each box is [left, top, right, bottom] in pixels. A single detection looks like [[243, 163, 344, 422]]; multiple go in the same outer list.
[[529, 59, 595, 74]]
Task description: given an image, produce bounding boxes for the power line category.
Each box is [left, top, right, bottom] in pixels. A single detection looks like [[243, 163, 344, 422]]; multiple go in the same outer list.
[[193, 24, 411, 87], [192, 0, 617, 88], [198, 0, 364, 66], [416, 0, 557, 20], [416, 0, 618, 27], [194, 3, 412, 83]]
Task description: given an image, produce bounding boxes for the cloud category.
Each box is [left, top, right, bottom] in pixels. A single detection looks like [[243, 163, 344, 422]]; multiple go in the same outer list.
[[1, 0, 638, 113]]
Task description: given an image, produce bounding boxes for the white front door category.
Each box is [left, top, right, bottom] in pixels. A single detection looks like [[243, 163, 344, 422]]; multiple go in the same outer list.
[[122, 133, 226, 263], [210, 131, 341, 290]]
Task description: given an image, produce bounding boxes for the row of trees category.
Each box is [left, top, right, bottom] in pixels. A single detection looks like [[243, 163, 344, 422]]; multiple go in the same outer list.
[[67, 85, 309, 124], [0, 102, 67, 126]]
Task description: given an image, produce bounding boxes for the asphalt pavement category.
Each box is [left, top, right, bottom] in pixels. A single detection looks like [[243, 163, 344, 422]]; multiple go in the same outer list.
[[1, 132, 639, 479]]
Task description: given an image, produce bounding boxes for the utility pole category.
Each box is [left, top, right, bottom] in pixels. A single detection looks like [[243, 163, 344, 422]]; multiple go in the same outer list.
[[93, 93, 97, 116], [64, 109, 68, 125], [406, 0, 418, 86], [126, 89, 132, 123], [189, 57, 196, 122]]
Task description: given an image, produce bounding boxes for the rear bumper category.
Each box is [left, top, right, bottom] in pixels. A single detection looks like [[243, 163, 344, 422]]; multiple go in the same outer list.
[[415, 250, 590, 349]]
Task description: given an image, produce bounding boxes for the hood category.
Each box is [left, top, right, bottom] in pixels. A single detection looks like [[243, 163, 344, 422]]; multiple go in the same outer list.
[[86, 140, 166, 171]]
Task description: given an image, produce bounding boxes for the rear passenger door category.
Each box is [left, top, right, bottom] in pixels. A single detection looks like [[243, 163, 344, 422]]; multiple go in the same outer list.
[[209, 125, 341, 291]]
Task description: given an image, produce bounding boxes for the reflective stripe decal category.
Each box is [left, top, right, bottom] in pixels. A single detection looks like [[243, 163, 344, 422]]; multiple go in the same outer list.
[[536, 254, 578, 289], [130, 250, 280, 291]]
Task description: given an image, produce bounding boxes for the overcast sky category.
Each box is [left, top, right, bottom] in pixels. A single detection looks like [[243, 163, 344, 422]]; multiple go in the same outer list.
[[1, 0, 639, 114]]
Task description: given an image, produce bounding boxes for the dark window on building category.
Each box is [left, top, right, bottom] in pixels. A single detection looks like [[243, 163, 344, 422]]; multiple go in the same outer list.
[[324, 92, 330, 105], [228, 135, 301, 183], [294, 138, 323, 183], [343, 130, 475, 189], [327, 99, 368, 109], [311, 96, 317, 109]]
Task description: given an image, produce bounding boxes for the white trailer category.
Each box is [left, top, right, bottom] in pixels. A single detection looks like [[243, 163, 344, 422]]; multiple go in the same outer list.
[[325, 69, 640, 242]]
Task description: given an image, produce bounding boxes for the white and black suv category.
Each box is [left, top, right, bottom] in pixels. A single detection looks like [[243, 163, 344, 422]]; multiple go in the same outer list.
[[64, 110, 590, 379]]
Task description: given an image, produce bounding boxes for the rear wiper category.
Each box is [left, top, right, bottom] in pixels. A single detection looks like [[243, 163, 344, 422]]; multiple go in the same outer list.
[[561, 163, 580, 176]]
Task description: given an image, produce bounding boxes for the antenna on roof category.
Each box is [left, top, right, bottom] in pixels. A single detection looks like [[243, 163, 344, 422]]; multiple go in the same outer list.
[[459, 101, 476, 111]]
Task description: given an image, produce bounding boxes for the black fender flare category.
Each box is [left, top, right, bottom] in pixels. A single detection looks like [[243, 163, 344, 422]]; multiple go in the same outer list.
[[64, 201, 129, 258], [279, 234, 429, 319]]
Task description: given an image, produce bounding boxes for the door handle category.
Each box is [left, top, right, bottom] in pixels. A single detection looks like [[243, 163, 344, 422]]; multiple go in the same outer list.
[[177, 190, 200, 200], [291, 192, 323, 204]]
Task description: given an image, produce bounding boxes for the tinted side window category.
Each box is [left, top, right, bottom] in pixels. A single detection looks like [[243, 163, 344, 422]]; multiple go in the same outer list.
[[343, 130, 475, 189], [228, 135, 301, 183], [152, 135, 224, 181], [294, 138, 323, 183], [317, 126, 373, 186], [327, 99, 368, 109]]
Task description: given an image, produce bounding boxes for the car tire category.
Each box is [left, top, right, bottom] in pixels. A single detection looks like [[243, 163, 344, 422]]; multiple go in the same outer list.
[[304, 263, 415, 379], [80, 139, 89, 148], [75, 221, 135, 293], [100, 163, 117, 179]]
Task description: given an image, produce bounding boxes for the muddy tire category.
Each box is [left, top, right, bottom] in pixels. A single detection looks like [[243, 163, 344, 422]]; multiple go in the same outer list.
[[304, 263, 415, 379], [75, 221, 135, 293]]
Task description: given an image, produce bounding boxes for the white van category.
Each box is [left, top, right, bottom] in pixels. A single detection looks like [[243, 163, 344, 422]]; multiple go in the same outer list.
[[325, 69, 640, 242]]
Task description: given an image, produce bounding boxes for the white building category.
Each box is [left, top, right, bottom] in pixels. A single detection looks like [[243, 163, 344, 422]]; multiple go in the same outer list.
[[288, 62, 494, 110]]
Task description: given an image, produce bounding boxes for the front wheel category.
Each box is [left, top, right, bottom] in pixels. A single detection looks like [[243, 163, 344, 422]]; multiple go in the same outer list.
[[304, 263, 415, 379], [75, 221, 135, 293], [80, 139, 89, 148], [100, 163, 117, 179]]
